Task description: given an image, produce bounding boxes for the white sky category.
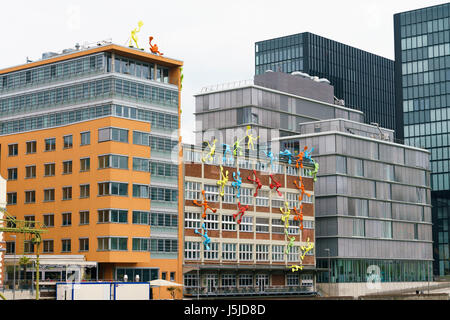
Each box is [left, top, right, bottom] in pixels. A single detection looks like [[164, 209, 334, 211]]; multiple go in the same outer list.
[[0, 0, 448, 143]]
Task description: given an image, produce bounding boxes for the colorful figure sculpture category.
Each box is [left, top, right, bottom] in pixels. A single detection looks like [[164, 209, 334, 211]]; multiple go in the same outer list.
[[269, 174, 282, 197], [129, 21, 144, 49], [233, 138, 243, 157], [232, 170, 242, 198], [304, 147, 314, 162], [180, 67, 184, 91], [311, 161, 320, 182], [149, 36, 164, 56], [194, 223, 211, 250], [247, 170, 262, 197], [244, 126, 259, 151], [233, 201, 249, 224], [285, 229, 296, 254], [222, 143, 233, 164], [202, 139, 217, 163], [294, 146, 309, 169], [280, 201, 291, 229], [300, 238, 314, 260], [217, 165, 229, 197], [193, 190, 217, 218], [293, 178, 311, 199], [263, 150, 277, 171], [292, 205, 304, 230], [289, 265, 304, 272], [280, 149, 293, 164]]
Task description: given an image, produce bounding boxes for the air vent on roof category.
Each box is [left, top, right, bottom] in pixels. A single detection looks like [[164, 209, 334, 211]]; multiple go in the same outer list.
[[62, 48, 76, 54], [42, 52, 58, 60]]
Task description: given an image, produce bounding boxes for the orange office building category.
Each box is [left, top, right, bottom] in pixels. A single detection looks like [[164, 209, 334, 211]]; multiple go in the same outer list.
[[0, 42, 183, 298]]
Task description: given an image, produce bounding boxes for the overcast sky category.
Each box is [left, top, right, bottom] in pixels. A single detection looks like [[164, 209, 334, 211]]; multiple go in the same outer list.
[[0, 0, 448, 143]]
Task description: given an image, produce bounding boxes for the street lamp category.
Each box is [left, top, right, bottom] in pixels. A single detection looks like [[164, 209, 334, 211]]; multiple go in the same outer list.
[[11, 235, 16, 300], [324, 248, 330, 297]]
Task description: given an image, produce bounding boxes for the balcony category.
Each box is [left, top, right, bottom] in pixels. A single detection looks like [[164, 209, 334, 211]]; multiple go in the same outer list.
[[184, 285, 316, 298]]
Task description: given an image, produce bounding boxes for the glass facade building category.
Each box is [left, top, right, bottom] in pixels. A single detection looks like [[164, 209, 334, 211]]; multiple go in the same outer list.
[[395, 3, 450, 276], [255, 32, 396, 134]]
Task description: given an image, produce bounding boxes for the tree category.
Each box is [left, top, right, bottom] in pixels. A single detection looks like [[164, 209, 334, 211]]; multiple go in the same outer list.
[[18, 256, 32, 288], [166, 286, 181, 300]]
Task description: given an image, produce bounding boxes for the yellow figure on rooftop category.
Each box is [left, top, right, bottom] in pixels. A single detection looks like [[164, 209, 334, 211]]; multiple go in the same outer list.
[[202, 138, 217, 163], [129, 21, 144, 49], [217, 165, 229, 197], [245, 126, 259, 151]]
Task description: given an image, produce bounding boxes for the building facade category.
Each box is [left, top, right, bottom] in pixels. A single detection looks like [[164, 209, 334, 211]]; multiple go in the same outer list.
[[182, 145, 317, 297], [278, 118, 433, 285], [195, 71, 364, 147], [255, 32, 396, 134], [0, 43, 183, 297], [394, 3, 450, 277]]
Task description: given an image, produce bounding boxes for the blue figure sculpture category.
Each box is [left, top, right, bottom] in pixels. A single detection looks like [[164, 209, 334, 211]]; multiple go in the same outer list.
[[194, 223, 211, 250], [222, 143, 233, 164], [263, 150, 277, 170], [280, 149, 293, 164], [232, 170, 242, 198], [304, 147, 314, 162]]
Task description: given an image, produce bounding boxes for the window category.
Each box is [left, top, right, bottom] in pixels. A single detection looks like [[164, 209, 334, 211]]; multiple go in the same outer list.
[[352, 218, 365, 237], [24, 240, 35, 253], [221, 215, 236, 231], [98, 182, 128, 196], [25, 190, 36, 203], [205, 213, 219, 230], [62, 161, 73, 174], [98, 127, 129, 143], [239, 216, 253, 232], [62, 186, 72, 200], [26, 141, 37, 154], [43, 214, 54, 227], [170, 272, 175, 282], [132, 211, 150, 225], [223, 186, 236, 204], [287, 246, 299, 262], [45, 138, 56, 151], [6, 241, 15, 254], [303, 220, 314, 229], [25, 165, 36, 179], [272, 245, 285, 262], [80, 131, 90, 146], [382, 221, 393, 239], [355, 159, 364, 177], [272, 218, 284, 234], [255, 217, 269, 233], [62, 239, 71, 252], [63, 135, 73, 149], [98, 209, 128, 223], [204, 184, 219, 202], [239, 274, 253, 287], [184, 274, 199, 288], [185, 181, 201, 200], [150, 212, 178, 227], [133, 158, 150, 172], [98, 154, 128, 169], [149, 239, 177, 252], [43, 240, 54, 253], [7, 168, 17, 180], [336, 156, 347, 174], [133, 131, 150, 145], [255, 190, 269, 207], [44, 189, 55, 202], [7, 192, 17, 205], [256, 244, 269, 261], [80, 184, 90, 198], [184, 212, 201, 229], [79, 211, 89, 225], [150, 187, 177, 202], [80, 158, 90, 172], [204, 242, 219, 260], [184, 242, 200, 260], [221, 274, 236, 287], [97, 237, 128, 251], [62, 212, 72, 226], [287, 274, 299, 286], [44, 163, 55, 176], [132, 238, 150, 251], [8, 144, 18, 156], [149, 161, 178, 177], [287, 192, 299, 209], [79, 238, 89, 251], [133, 184, 149, 198], [240, 187, 253, 205], [222, 243, 237, 260]]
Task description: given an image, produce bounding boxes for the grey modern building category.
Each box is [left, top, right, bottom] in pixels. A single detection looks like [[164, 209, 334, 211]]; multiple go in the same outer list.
[[195, 71, 364, 147], [194, 71, 433, 288], [394, 3, 450, 277], [255, 32, 396, 134], [277, 119, 433, 284]]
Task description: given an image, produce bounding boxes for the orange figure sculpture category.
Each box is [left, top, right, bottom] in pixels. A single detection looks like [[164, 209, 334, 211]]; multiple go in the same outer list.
[[293, 204, 304, 230], [294, 146, 309, 169], [193, 190, 217, 218], [293, 177, 311, 199], [149, 36, 164, 56]]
